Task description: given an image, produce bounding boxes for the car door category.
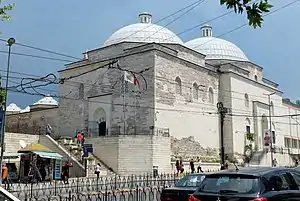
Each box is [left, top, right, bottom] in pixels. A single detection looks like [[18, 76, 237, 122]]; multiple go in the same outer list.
[[266, 173, 297, 201]]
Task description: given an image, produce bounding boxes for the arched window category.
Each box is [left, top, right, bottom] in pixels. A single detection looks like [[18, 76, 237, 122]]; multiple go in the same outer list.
[[208, 87, 214, 103], [175, 76, 182, 95], [245, 93, 249, 108], [270, 101, 274, 116], [254, 75, 258, 81], [193, 83, 198, 100]]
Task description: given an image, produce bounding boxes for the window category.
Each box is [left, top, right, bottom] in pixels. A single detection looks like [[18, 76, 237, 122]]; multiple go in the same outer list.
[[198, 174, 260, 194], [175, 174, 206, 187], [292, 139, 298, 148], [254, 75, 258, 81], [246, 126, 251, 134], [291, 171, 300, 187], [208, 87, 214, 103], [271, 131, 276, 144], [268, 174, 292, 191], [193, 83, 198, 100], [284, 137, 291, 148], [175, 76, 182, 95], [244, 93, 249, 108]]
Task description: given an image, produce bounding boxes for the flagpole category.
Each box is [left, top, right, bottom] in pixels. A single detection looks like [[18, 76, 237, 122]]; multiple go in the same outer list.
[[123, 75, 126, 135], [134, 89, 137, 135]]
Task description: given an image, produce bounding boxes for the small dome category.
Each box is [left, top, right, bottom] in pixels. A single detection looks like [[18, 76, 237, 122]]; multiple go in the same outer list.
[[34, 96, 58, 106], [103, 12, 183, 47], [20, 106, 30, 113], [7, 103, 21, 112], [185, 25, 248, 61]]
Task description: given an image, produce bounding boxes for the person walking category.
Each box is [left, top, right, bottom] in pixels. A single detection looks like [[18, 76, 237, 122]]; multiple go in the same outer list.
[[94, 163, 101, 179], [175, 160, 180, 175], [2, 163, 9, 189], [197, 160, 203, 173], [190, 159, 195, 173]]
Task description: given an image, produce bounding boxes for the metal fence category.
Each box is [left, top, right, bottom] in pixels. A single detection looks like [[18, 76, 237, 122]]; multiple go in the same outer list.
[[9, 173, 178, 199], [24, 186, 164, 201]]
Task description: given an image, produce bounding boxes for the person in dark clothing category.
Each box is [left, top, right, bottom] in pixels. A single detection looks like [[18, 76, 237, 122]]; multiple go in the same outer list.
[[62, 162, 72, 184], [295, 159, 299, 167], [220, 164, 225, 170], [39, 165, 46, 181], [190, 159, 195, 173], [175, 160, 180, 175], [179, 160, 184, 174]]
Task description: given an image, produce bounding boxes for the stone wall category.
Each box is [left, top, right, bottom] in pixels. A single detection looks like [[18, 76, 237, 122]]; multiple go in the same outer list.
[[6, 108, 58, 135], [86, 134, 171, 175], [58, 43, 157, 137], [4, 132, 40, 154]]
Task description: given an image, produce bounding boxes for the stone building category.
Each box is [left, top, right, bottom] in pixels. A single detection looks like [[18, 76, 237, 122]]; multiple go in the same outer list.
[[6, 96, 58, 135], [7, 12, 300, 173]]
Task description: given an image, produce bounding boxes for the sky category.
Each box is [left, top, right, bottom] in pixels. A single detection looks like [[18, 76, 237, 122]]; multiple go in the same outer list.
[[0, 0, 299, 108]]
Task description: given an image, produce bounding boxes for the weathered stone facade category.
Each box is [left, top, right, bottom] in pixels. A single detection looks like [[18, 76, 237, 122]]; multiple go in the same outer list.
[[6, 107, 58, 135]]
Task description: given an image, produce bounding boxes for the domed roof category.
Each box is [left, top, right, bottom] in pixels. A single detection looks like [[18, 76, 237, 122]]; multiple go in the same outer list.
[[20, 106, 30, 113], [7, 103, 21, 112], [34, 96, 58, 106], [185, 25, 249, 61], [103, 12, 183, 47]]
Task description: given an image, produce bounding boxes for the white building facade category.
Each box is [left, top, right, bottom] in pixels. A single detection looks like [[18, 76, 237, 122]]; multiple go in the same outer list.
[[56, 12, 299, 171]]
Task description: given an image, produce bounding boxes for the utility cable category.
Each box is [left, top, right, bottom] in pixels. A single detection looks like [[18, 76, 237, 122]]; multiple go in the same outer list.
[[0, 38, 81, 60]]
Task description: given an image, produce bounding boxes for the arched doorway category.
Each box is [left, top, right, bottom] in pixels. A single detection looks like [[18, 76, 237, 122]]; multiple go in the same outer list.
[[261, 115, 268, 149], [93, 108, 106, 136]]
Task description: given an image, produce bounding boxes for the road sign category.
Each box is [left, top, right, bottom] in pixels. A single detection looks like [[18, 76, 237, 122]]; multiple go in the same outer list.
[[83, 144, 92, 148]]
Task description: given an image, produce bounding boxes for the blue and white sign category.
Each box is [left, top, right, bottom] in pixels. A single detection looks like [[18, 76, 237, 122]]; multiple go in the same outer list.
[[54, 160, 62, 180]]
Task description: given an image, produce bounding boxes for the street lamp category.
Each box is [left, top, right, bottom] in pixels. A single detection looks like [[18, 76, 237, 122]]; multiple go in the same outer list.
[[0, 37, 15, 183], [264, 91, 276, 167]]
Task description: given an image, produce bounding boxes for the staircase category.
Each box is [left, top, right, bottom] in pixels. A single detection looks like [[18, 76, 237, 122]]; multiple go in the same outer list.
[[40, 135, 115, 177], [249, 151, 265, 165], [39, 135, 86, 177]]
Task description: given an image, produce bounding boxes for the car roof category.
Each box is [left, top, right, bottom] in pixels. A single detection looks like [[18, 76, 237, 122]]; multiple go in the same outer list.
[[208, 167, 294, 178]]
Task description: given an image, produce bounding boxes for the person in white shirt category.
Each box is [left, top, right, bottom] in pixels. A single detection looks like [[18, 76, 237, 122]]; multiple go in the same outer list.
[[197, 160, 203, 173], [94, 163, 101, 179]]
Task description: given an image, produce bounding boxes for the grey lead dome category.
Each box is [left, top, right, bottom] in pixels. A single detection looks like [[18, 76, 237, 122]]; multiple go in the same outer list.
[[185, 25, 249, 61], [103, 13, 183, 47]]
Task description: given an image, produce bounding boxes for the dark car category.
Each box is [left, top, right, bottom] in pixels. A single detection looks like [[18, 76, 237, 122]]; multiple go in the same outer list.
[[160, 173, 206, 201], [189, 167, 300, 201]]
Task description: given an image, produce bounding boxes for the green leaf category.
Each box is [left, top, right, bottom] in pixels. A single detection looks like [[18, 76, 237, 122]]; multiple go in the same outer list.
[[220, 0, 273, 28]]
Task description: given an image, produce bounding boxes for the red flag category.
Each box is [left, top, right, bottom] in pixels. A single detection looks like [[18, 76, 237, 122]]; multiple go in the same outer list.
[[133, 73, 139, 86]]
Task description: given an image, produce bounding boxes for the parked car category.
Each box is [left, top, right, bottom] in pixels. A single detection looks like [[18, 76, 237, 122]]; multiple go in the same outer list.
[[160, 173, 206, 201], [189, 167, 300, 201]]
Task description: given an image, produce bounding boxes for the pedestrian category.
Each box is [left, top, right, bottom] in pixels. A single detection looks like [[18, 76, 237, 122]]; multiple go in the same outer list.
[[77, 132, 83, 145], [175, 160, 180, 175], [295, 159, 299, 167], [179, 160, 184, 176], [62, 162, 72, 184], [197, 160, 203, 173], [190, 159, 195, 173], [2, 163, 9, 189], [94, 163, 101, 179]]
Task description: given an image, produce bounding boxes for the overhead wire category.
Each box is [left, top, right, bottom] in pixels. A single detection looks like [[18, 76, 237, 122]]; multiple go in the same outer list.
[[0, 50, 75, 63], [0, 38, 81, 60]]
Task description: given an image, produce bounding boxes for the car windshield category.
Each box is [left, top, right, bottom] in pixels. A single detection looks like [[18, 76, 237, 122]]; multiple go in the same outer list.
[[175, 174, 206, 187], [198, 174, 260, 194]]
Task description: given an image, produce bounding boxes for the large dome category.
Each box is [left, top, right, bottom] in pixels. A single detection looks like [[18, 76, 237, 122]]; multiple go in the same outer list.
[[103, 12, 183, 47], [185, 25, 248, 61]]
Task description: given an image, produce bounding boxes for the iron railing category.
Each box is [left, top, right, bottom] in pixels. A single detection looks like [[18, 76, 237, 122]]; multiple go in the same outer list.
[[9, 173, 179, 199], [24, 186, 165, 201]]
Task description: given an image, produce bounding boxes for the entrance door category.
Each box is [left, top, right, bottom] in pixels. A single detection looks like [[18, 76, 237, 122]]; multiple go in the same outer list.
[[98, 121, 106, 136]]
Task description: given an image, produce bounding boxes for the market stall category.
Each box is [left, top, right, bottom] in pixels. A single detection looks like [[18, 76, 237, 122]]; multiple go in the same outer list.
[[18, 143, 63, 183]]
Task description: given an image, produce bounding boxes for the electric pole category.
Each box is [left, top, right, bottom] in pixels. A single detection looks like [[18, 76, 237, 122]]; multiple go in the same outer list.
[[217, 102, 228, 166]]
